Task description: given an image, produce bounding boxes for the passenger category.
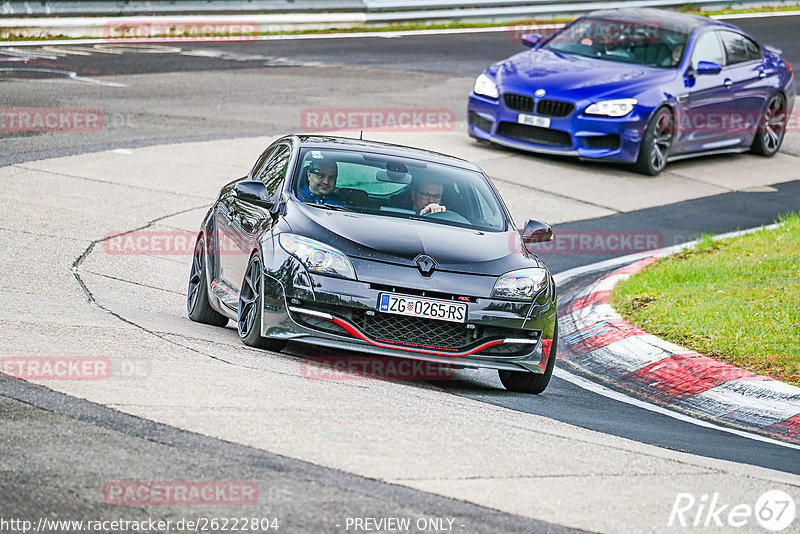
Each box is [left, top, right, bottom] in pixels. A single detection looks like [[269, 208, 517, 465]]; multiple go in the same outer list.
[[297, 159, 345, 206], [406, 176, 447, 215]]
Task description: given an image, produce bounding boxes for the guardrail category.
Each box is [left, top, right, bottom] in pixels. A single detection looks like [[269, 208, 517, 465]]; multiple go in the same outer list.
[[0, 0, 782, 40], [0, 0, 772, 17]]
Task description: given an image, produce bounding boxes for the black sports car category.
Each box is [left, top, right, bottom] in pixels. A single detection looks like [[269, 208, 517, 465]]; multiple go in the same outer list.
[[187, 135, 558, 393]]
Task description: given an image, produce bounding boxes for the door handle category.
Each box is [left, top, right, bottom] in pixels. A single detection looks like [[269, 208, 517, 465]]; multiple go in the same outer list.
[[758, 71, 767, 79], [723, 79, 733, 88]]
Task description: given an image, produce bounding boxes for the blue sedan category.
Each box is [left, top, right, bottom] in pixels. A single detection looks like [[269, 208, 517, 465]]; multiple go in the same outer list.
[[467, 8, 796, 175]]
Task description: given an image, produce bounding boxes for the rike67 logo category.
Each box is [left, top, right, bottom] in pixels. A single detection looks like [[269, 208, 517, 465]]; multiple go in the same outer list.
[[669, 490, 796, 531]]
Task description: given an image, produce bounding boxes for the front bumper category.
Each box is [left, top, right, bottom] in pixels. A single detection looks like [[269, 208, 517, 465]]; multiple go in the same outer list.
[[468, 92, 649, 163], [259, 253, 557, 374]]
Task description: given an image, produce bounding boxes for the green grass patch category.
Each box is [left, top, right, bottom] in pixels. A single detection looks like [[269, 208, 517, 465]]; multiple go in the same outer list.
[[610, 214, 800, 386], [2, 3, 800, 42]]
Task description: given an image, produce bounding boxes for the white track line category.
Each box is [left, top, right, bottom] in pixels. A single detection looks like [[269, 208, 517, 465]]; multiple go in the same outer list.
[[554, 367, 800, 451]]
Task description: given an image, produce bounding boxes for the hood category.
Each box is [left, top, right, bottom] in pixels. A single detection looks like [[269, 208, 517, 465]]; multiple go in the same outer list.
[[286, 202, 541, 276], [490, 49, 675, 100]]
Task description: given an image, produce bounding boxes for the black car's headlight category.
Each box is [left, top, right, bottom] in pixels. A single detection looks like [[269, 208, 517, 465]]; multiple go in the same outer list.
[[278, 234, 356, 280], [584, 98, 638, 117], [491, 268, 548, 301], [473, 73, 499, 99]]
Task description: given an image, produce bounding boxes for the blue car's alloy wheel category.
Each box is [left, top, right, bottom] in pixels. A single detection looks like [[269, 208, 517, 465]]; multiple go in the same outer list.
[[634, 107, 673, 176], [751, 94, 787, 157]]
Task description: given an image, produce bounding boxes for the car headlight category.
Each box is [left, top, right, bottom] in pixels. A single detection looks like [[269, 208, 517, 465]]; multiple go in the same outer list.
[[278, 234, 356, 280], [473, 73, 499, 99], [491, 268, 548, 301], [584, 98, 638, 117]]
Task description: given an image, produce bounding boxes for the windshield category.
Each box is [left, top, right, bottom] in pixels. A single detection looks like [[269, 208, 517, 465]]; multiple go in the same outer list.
[[291, 147, 508, 232], [543, 17, 691, 68]]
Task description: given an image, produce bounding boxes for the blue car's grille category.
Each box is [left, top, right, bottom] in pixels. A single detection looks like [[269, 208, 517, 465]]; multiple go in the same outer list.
[[536, 99, 575, 118], [468, 111, 493, 133], [496, 122, 572, 148], [503, 93, 535, 113], [584, 134, 621, 150]]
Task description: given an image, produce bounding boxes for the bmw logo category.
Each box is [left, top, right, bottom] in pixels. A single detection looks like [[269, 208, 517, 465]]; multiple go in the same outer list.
[[534, 89, 546, 97]]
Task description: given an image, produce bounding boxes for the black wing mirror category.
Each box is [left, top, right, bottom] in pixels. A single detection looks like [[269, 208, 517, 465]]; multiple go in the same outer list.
[[521, 219, 553, 251], [521, 33, 542, 48], [234, 180, 274, 208]]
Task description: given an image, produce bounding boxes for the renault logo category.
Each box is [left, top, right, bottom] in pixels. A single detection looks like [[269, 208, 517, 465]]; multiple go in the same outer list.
[[535, 88, 546, 97], [415, 254, 437, 277]]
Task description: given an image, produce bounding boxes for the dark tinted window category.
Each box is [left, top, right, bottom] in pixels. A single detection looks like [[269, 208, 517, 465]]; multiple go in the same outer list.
[[720, 31, 760, 65], [542, 16, 691, 68], [255, 144, 292, 198], [690, 31, 724, 69]]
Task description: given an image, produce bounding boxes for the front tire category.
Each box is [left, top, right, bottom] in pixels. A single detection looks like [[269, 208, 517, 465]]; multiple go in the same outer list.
[[187, 236, 229, 327], [750, 93, 787, 157], [634, 106, 673, 176], [237, 253, 287, 352], [498, 323, 558, 394]]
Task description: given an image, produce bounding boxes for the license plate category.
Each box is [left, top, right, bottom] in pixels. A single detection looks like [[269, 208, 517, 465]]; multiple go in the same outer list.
[[518, 113, 551, 128], [378, 293, 467, 323]]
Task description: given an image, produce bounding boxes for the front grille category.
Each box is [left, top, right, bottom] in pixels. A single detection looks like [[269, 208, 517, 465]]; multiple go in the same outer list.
[[503, 93, 535, 113], [536, 99, 575, 118], [468, 111, 493, 133], [352, 310, 473, 350], [496, 122, 572, 148], [583, 134, 621, 150]]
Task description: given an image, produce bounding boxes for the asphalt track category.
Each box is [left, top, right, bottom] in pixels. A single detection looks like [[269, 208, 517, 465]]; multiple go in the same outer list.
[[2, 14, 800, 534]]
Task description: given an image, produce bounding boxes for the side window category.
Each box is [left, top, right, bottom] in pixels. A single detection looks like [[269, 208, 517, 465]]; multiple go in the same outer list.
[[719, 31, 755, 65], [690, 31, 724, 69], [255, 144, 292, 198]]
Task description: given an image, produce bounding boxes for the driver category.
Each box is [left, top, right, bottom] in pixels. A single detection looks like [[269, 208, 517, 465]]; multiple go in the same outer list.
[[297, 159, 345, 206], [408, 176, 447, 215]]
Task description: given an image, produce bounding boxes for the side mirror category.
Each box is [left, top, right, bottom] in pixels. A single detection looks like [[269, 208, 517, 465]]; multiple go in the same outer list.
[[521, 33, 542, 48], [521, 219, 553, 249], [694, 61, 722, 75], [234, 180, 273, 208]]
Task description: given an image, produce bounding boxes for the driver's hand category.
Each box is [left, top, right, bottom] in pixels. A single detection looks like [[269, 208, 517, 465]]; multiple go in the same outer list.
[[420, 203, 446, 215]]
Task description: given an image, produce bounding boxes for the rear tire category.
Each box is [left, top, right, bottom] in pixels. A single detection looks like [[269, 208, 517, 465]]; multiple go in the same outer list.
[[237, 253, 287, 352], [634, 106, 673, 176], [187, 236, 229, 327], [498, 323, 558, 394], [750, 93, 787, 157]]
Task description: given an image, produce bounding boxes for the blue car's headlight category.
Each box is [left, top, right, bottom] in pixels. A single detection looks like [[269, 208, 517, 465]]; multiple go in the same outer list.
[[278, 234, 356, 280], [473, 73, 499, 99], [585, 98, 638, 117], [491, 268, 548, 301]]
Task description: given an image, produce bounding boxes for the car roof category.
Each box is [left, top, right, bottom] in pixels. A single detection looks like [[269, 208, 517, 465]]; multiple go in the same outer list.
[[582, 8, 713, 33], [287, 135, 481, 171]]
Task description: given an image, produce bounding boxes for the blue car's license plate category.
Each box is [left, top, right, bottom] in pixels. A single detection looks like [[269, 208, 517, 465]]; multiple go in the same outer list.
[[518, 113, 551, 128], [378, 293, 467, 323]]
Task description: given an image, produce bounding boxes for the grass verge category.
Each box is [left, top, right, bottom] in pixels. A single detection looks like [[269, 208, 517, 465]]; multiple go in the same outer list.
[[610, 214, 800, 386], [2, 4, 799, 42]]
